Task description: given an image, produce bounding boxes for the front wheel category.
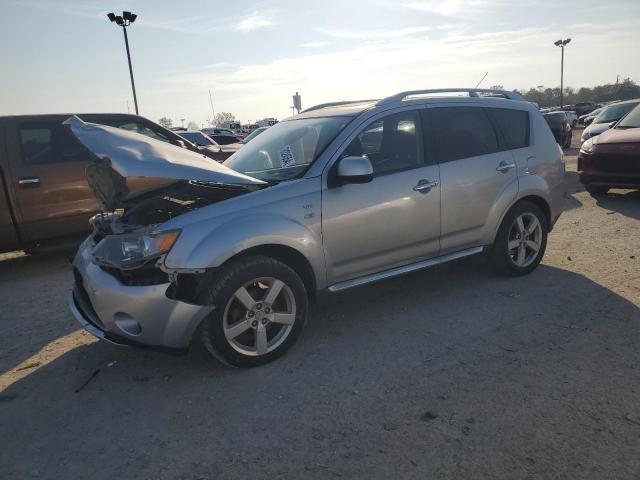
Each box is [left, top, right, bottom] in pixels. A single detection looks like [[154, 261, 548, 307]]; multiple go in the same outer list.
[[198, 256, 308, 367], [488, 202, 548, 276]]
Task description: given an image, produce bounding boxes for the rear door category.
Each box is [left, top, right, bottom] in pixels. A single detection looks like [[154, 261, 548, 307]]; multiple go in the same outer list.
[[423, 105, 518, 254], [5, 118, 98, 244]]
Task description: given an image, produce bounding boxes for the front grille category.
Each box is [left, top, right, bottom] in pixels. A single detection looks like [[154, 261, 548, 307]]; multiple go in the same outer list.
[[72, 268, 105, 329]]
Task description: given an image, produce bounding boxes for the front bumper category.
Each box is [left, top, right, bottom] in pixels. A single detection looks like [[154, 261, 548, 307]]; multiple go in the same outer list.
[[70, 238, 213, 351]]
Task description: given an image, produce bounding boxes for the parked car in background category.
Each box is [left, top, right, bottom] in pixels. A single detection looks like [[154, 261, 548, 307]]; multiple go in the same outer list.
[[581, 99, 640, 141], [68, 88, 566, 367], [564, 111, 578, 128], [542, 111, 572, 148], [240, 126, 268, 144], [579, 108, 603, 126], [202, 127, 243, 141], [578, 103, 640, 195], [573, 101, 599, 116], [209, 133, 243, 147], [0, 113, 191, 254], [178, 130, 240, 161]]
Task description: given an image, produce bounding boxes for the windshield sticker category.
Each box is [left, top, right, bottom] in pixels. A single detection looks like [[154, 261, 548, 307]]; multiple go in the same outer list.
[[279, 145, 296, 168]]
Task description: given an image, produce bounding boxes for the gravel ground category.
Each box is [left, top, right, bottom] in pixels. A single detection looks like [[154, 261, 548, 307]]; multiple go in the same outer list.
[[1, 130, 639, 479]]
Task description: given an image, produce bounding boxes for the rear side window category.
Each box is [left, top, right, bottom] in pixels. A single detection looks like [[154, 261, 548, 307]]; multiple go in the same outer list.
[[423, 107, 499, 163], [488, 108, 529, 149], [20, 122, 91, 164]]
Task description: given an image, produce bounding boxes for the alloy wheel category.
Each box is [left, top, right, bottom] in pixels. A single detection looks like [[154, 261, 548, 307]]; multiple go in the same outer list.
[[507, 213, 543, 267], [222, 277, 296, 356]]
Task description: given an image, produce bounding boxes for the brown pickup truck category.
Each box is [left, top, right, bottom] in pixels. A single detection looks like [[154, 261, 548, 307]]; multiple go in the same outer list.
[[0, 113, 206, 253]]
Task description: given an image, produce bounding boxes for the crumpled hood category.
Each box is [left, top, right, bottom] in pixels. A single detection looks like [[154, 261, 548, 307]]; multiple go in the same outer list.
[[64, 115, 264, 185]]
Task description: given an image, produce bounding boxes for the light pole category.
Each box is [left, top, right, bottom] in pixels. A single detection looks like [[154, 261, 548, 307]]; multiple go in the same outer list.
[[554, 38, 571, 109], [107, 11, 139, 115]]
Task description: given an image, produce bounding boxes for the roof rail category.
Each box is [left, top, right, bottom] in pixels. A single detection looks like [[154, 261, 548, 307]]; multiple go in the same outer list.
[[301, 99, 378, 113], [376, 88, 524, 106]]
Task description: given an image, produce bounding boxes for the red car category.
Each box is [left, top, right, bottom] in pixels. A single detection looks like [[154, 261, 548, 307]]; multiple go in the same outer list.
[[578, 104, 640, 195]]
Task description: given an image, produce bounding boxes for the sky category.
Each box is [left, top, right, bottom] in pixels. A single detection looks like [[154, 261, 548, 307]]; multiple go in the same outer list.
[[1, 0, 639, 126]]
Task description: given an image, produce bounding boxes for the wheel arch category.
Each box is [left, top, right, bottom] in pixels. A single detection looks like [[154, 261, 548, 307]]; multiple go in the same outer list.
[[490, 194, 552, 244], [221, 244, 318, 302]]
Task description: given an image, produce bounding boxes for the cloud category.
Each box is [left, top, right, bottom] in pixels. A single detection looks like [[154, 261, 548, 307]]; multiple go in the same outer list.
[[234, 14, 274, 32], [319, 25, 438, 39], [300, 41, 330, 48]]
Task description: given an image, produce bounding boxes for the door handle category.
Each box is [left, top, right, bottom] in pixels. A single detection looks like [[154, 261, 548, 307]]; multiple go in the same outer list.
[[18, 177, 40, 187], [496, 161, 516, 173], [413, 179, 439, 193]]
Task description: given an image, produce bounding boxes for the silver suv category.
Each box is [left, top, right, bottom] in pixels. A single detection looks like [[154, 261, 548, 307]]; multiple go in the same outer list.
[[68, 88, 567, 367]]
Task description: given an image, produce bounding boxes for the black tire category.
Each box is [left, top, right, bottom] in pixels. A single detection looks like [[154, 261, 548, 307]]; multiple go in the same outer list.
[[488, 201, 548, 276], [198, 255, 308, 368], [585, 185, 609, 196]]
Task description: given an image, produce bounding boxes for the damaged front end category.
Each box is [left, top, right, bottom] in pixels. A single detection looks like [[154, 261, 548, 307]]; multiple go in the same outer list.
[[65, 116, 267, 349]]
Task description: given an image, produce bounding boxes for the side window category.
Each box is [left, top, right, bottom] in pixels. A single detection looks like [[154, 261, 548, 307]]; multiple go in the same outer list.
[[424, 107, 499, 163], [488, 108, 529, 149], [115, 122, 170, 143], [20, 123, 91, 164], [343, 111, 422, 176]]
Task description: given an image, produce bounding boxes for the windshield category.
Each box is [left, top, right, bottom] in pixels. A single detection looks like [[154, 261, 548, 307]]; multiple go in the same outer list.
[[242, 128, 266, 143], [224, 116, 352, 182], [180, 131, 211, 146], [616, 104, 640, 129], [212, 135, 239, 145], [594, 102, 638, 123]]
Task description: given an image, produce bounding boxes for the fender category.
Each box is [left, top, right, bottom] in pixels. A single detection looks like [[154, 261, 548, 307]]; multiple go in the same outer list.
[[164, 213, 327, 290], [483, 173, 552, 245]]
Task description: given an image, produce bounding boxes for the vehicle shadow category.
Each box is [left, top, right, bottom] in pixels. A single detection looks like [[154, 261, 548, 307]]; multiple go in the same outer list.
[[2, 258, 640, 479], [595, 189, 640, 220]]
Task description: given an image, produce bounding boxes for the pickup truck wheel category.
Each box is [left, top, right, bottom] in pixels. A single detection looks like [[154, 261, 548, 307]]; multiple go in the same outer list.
[[488, 201, 547, 276], [198, 256, 308, 367]]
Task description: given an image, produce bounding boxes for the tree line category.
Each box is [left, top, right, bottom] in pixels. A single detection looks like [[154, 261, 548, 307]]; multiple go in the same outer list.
[[516, 78, 640, 108], [157, 112, 236, 130]]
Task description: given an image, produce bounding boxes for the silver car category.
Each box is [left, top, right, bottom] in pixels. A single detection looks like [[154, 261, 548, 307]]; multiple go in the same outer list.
[[68, 88, 566, 367]]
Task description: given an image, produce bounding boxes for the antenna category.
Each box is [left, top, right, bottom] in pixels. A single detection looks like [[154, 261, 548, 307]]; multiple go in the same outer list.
[[475, 72, 488, 88]]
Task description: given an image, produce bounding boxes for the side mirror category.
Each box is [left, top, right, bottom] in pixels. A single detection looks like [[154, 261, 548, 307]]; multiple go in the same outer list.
[[173, 139, 187, 149], [337, 156, 373, 184], [608, 121, 617, 129]]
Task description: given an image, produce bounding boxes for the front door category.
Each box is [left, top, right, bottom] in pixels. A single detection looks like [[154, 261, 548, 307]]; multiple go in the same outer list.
[[322, 110, 441, 285], [6, 119, 98, 244]]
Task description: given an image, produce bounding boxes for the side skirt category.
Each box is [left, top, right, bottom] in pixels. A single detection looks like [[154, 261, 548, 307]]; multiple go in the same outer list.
[[327, 246, 484, 293]]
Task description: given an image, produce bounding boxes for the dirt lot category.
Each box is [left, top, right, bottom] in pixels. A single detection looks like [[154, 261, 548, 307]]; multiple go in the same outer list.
[[1, 130, 639, 479]]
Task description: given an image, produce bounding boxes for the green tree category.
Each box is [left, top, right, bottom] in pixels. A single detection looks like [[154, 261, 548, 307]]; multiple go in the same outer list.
[[214, 112, 236, 125], [158, 117, 173, 128]]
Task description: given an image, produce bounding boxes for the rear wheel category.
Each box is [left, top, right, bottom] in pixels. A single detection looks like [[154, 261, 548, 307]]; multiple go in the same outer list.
[[585, 185, 609, 196], [488, 201, 548, 276], [198, 256, 308, 367]]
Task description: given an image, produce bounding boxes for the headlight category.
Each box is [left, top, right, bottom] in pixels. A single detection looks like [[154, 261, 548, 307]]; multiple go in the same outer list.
[[580, 137, 595, 154], [92, 229, 181, 269]]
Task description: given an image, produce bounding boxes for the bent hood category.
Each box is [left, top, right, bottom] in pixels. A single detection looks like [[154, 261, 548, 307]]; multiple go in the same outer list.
[[64, 116, 264, 186]]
